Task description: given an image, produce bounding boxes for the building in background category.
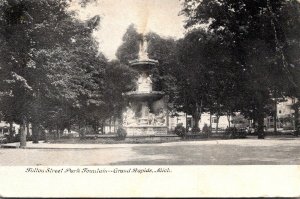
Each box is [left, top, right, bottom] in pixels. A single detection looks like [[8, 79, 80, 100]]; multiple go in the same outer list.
[[265, 97, 298, 131], [168, 112, 187, 131], [0, 121, 20, 136], [169, 97, 299, 133], [168, 112, 234, 132]]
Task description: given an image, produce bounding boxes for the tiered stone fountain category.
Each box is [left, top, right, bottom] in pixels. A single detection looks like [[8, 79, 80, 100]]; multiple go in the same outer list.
[[122, 37, 168, 136]]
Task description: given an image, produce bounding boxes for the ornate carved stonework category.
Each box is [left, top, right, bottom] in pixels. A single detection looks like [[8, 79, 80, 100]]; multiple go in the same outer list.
[[137, 73, 152, 93], [122, 36, 168, 136]]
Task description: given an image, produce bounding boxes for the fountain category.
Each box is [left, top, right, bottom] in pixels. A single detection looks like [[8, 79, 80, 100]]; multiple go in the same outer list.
[[122, 36, 168, 136]]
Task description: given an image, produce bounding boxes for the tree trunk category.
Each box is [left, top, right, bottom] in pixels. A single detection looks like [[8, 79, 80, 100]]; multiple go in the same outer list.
[[227, 114, 231, 128], [99, 121, 103, 134], [44, 130, 48, 143], [26, 122, 30, 140], [216, 115, 220, 134], [252, 118, 256, 130], [32, 122, 39, 143], [109, 117, 112, 133], [101, 121, 105, 134], [294, 103, 299, 137], [95, 123, 99, 134], [192, 102, 201, 129], [185, 113, 188, 130], [92, 121, 97, 134], [82, 119, 87, 138], [9, 121, 14, 142], [192, 112, 200, 129], [257, 109, 265, 139], [166, 106, 170, 134], [59, 129, 63, 139], [192, 116, 199, 129], [78, 119, 81, 133], [20, 118, 27, 148], [50, 128, 54, 140], [209, 112, 212, 132], [274, 98, 277, 133], [55, 125, 61, 139], [113, 117, 116, 134]]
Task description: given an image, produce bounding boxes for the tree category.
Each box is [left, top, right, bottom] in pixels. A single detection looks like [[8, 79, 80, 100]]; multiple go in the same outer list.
[[145, 32, 178, 93], [116, 24, 141, 64], [0, 0, 107, 143], [181, 0, 300, 138], [103, 60, 137, 131], [174, 30, 211, 130], [174, 28, 243, 132]]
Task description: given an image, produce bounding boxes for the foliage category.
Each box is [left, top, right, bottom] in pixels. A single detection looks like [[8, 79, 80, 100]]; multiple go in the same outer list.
[[116, 127, 127, 140], [0, 135, 8, 144], [0, 0, 110, 142], [174, 27, 243, 129], [145, 32, 179, 92], [116, 24, 141, 64], [224, 127, 247, 139], [201, 124, 211, 137], [191, 126, 200, 134], [103, 60, 137, 120], [174, 123, 186, 137], [181, 0, 300, 138]]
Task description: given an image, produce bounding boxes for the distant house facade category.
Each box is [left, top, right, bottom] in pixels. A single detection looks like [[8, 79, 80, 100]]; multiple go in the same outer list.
[[265, 97, 299, 130], [0, 121, 20, 136], [169, 97, 299, 132], [168, 112, 235, 132], [168, 112, 187, 131]]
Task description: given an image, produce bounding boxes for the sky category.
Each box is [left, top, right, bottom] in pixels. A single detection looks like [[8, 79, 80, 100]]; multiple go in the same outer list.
[[71, 0, 186, 60]]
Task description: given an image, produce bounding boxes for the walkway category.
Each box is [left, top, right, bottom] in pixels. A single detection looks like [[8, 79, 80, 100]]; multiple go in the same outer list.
[[1, 137, 300, 165]]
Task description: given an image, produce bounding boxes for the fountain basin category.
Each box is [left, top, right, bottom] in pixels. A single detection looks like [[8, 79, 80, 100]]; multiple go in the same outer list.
[[123, 91, 165, 100], [124, 125, 168, 136], [129, 59, 158, 66]]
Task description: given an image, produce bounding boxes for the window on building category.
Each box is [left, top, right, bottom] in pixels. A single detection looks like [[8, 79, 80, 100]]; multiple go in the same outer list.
[[187, 118, 192, 127], [279, 110, 282, 114], [212, 118, 218, 123]]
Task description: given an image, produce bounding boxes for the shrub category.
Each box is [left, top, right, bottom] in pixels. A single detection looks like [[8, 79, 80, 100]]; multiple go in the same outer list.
[[0, 136, 8, 144], [175, 123, 186, 137], [224, 127, 237, 139], [238, 128, 247, 138], [117, 127, 127, 140], [224, 127, 247, 139], [191, 126, 200, 134]]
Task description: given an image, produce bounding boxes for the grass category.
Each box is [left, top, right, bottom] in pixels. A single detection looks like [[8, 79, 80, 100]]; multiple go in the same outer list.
[[46, 130, 298, 145], [49, 137, 182, 144]]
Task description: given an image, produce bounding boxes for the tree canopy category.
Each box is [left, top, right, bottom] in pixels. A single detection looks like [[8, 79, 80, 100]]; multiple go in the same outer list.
[[0, 0, 111, 141], [180, 0, 300, 137]]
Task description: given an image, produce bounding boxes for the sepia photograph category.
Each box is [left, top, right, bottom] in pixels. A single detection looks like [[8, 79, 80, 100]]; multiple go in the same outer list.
[[0, 0, 300, 197]]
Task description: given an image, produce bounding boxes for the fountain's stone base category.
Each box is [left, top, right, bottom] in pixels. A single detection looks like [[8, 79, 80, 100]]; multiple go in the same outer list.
[[124, 125, 168, 136]]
